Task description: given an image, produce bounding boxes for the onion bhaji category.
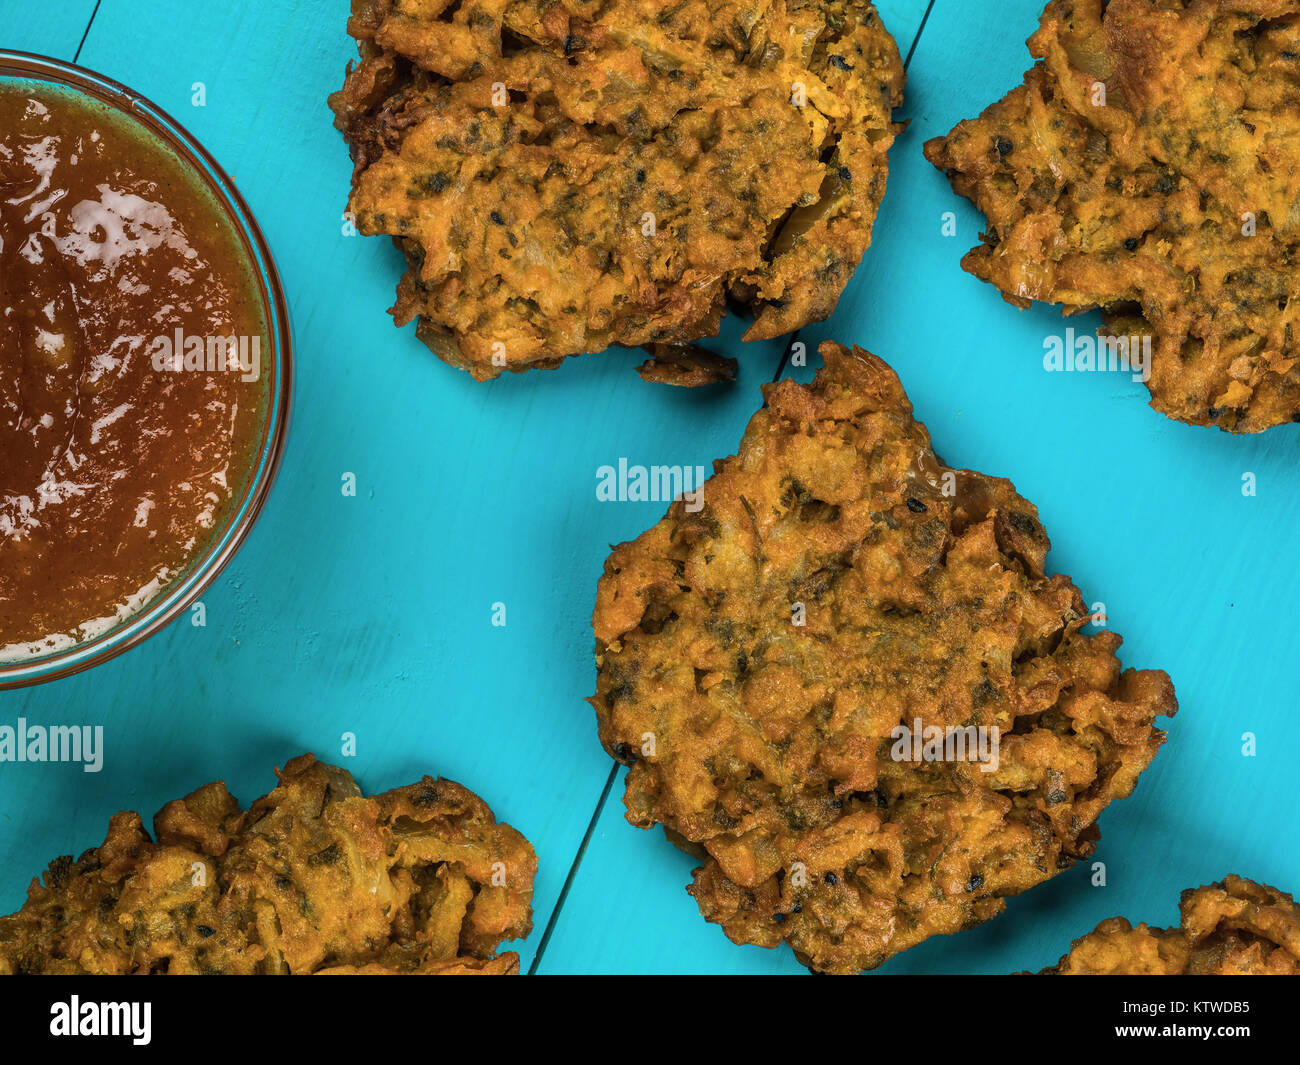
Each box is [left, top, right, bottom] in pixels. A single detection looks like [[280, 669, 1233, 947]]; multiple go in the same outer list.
[[590, 342, 1177, 974], [330, 0, 904, 382], [0, 754, 536, 975], [1041, 875, 1300, 974], [925, 0, 1300, 432]]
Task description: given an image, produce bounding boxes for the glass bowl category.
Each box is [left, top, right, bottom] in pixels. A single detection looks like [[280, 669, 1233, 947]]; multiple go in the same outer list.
[[0, 50, 292, 689]]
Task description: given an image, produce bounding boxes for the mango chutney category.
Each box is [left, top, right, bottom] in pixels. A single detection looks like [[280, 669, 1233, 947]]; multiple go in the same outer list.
[[0, 77, 277, 665]]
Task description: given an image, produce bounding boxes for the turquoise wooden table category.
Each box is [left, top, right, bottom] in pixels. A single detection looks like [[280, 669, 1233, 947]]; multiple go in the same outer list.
[[1, 0, 1297, 975]]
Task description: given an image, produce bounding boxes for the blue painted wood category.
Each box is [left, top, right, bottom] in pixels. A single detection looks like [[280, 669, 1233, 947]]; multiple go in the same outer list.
[[0, 0, 787, 970], [0, 2, 98, 59], [537, 0, 1300, 973], [6, 0, 1293, 977]]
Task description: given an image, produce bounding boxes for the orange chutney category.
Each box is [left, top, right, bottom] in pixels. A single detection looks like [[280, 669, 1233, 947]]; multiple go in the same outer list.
[[0, 83, 268, 657]]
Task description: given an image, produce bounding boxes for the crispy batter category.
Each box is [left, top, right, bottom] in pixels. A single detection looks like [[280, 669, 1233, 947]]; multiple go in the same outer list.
[[1041, 875, 1300, 974], [330, 0, 904, 382], [637, 342, 739, 387], [925, 0, 1300, 432], [590, 341, 1177, 974], [0, 754, 535, 975]]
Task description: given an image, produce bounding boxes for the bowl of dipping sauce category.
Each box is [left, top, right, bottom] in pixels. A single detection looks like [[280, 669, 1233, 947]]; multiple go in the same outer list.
[[0, 52, 291, 688]]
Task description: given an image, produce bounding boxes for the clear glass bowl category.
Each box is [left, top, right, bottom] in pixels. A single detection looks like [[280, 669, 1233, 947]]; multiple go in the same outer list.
[[0, 50, 292, 689]]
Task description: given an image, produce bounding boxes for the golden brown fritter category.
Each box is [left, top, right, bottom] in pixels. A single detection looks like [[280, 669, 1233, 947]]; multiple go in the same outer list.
[[925, 0, 1300, 433], [330, 0, 904, 382], [590, 342, 1177, 974], [0, 754, 535, 975], [637, 342, 739, 387], [1041, 875, 1300, 974]]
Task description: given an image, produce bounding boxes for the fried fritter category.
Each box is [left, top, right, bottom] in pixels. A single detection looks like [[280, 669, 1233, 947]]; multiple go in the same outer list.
[[1041, 876, 1300, 974], [925, 0, 1300, 432], [637, 343, 739, 388], [590, 342, 1177, 974], [330, 0, 904, 382], [0, 754, 535, 975]]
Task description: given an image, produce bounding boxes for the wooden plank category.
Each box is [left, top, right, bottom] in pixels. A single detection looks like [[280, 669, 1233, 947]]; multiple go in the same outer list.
[[538, 0, 1300, 973], [0, 0, 783, 971], [0, 1, 98, 60], [874, 0, 933, 57], [8, 0, 1292, 977]]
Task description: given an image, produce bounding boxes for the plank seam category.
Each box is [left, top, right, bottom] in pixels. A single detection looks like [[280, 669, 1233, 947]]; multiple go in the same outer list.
[[72, 0, 103, 63], [526, 762, 619, 974], [532, 0, 945, 968], [772, 0, 940, 387], [903, 0, 938, 71], [772, 330, 801, 382]]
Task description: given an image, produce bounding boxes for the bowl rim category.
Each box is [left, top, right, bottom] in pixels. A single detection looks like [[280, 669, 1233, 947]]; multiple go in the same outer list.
[[0, 49, 293, 689]]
